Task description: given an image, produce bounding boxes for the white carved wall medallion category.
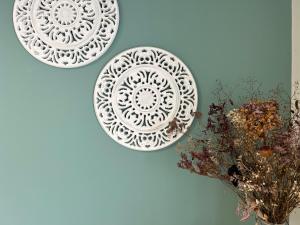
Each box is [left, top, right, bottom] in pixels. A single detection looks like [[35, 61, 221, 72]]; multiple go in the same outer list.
[[13, 0, 119, 68], [94, 47, 198, 151]]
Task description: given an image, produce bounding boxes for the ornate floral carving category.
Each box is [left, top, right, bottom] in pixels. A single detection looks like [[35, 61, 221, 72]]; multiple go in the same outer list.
[[13, 0, 119, 68], [94, 47, 198, 151]]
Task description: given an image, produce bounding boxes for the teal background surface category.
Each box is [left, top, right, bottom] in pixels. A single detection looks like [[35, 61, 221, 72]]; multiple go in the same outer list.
[[0, 0, 291, 225]]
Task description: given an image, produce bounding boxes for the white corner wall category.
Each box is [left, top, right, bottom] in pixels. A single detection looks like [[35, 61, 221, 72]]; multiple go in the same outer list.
[[291, 0, 300, 223]]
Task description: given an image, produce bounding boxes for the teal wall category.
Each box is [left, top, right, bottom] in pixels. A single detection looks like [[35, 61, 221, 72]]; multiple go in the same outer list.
[[0, 0, 291, 225]]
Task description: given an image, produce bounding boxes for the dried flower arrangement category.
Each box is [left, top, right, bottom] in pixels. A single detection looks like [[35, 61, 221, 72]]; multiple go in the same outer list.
[[172, 81, 300, 225]]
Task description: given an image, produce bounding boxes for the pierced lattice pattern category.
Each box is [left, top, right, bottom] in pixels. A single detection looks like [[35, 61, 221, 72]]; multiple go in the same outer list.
[[94, 47, 198, 151], [13, 0, 119, 68]]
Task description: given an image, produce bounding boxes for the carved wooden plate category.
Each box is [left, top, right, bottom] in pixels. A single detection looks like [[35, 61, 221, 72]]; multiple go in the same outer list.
[[94, 47, 198, 151], [13, 0, 119, 68]]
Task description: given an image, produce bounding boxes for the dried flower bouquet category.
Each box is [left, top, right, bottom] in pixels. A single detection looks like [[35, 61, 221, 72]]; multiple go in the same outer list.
[[173, 81, 300, 225]]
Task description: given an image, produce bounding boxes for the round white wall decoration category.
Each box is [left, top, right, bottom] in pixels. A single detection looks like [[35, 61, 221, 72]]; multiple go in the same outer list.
[[94, 47, 198, 151], [13, 0, 119, 68]]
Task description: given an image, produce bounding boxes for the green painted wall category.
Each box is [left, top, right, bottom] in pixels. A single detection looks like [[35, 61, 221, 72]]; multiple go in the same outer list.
[[0, 0, 291, 225]]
